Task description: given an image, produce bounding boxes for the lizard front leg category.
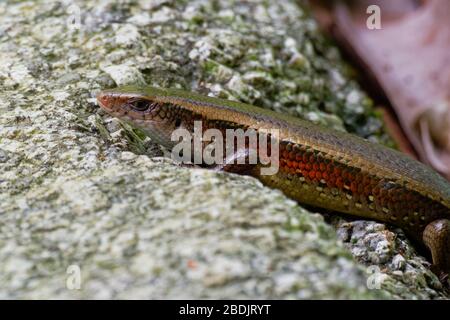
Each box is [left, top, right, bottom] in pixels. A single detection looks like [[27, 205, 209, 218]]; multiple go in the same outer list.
[[211, 148, 257, 175], [423, 219, 450, 283]]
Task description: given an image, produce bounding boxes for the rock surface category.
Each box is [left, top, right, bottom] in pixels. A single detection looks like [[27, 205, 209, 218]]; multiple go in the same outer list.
[[0, 0, 447, 299]]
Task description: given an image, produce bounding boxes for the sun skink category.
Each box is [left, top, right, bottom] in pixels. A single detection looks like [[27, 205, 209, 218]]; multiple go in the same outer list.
[[97, 85, 450, 281]]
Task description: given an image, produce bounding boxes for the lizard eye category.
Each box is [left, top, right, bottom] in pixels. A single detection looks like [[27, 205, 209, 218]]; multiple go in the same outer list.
[[130, 99, 150, 112]]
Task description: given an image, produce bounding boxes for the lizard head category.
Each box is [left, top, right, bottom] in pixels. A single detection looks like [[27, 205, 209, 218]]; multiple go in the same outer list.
[[96, 85, 188, 148], [97, 86, 163, 121]]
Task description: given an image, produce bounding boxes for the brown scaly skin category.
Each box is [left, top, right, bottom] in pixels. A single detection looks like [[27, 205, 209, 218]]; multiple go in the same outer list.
[[97, 86, 450, 282]]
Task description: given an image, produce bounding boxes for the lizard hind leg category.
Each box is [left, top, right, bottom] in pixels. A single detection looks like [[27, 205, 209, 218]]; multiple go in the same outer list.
[[423, 219, 450, 283]]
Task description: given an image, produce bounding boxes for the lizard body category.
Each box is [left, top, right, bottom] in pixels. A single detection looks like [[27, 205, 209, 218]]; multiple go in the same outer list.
[[97, 85, 450, 280]]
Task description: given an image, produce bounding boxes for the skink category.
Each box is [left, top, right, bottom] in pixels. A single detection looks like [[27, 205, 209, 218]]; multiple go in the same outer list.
[[97, 85, 450, 280]]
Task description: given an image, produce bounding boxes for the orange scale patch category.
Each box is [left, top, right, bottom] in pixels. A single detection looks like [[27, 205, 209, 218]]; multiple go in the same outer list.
[[327, 175, 336, 187], [372, 187, 381, 196], [289, 152, 295, 160], [326, 163, 334, 172], [406, 193, 416, 202], [350, 182, 358, 194], [346, 172, 353, 181], [362, 176, 371, 186], [326, 180, 334, 188], [336, 177, 344, 189]]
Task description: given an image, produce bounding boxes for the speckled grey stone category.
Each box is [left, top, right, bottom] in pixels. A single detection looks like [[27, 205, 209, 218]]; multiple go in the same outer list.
[[0, 0, 447, 299], [330, 217, 447, 299]]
